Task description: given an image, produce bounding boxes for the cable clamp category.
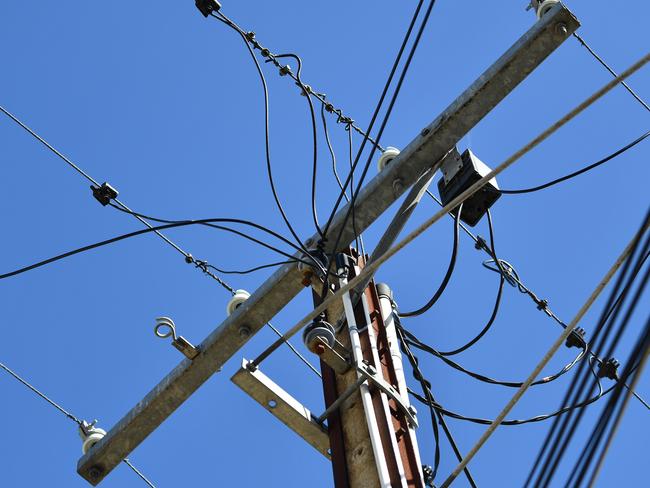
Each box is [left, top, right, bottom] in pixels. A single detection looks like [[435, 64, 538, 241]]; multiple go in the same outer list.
[[565, 327, 587, 349], [279, 65, 292, 76], [597, 357, 620, 380], [195, 0, 221, 17], [422, 465, 435, 487], [474, 235, 488, 251], [90, 182, 118, 206], [536, 299, 549, 311]]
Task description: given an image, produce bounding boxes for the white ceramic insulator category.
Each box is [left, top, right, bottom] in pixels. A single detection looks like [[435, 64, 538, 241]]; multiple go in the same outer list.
[[377, 146, 400, 173], [537, 0, 559, 19], [81, 428, 107, 455], [226, 289, 251, 316]]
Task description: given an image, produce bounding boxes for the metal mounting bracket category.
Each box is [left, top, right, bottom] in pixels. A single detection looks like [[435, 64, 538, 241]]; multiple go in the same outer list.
[[231, 359, 331, 459]]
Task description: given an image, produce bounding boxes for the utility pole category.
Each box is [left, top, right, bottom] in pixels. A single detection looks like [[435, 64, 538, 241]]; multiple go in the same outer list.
[[77, 5, 579, 484], [312, 249, 424, 487]]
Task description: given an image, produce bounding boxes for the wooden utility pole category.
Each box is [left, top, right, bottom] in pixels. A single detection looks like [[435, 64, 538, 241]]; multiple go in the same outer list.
[[314, 249, 424, 487]]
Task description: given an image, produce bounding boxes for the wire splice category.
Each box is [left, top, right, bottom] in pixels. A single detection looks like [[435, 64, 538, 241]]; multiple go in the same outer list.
[[91, 182, 118, 206]]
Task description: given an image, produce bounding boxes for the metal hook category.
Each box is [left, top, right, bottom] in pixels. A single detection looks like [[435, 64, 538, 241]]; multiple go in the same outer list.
[[155, 317, 178, 341], [153, 317, 199, 360]]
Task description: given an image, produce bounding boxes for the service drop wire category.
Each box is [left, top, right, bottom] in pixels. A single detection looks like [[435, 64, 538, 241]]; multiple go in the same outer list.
[[437, 209, 506, 356], [399, 202, 462, 317], [212, 13, 313, 258], [107, 204, 326, 274], [499, 129, 650, 194], [0, 218, 332, 281], [0, 360, 156, 487], [401, 325, 586, 389], [407, 356, 621, 427], [272, 52, 325, 239]]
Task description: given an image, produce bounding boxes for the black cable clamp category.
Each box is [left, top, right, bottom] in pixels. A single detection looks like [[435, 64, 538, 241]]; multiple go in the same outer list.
[[279, 65, 292, 76], [536, 299, 549, 312], [90, 182, 118, 206], [422, 465, 435, 487], [474, 235, 489, 252], [565, 327, 587, 349], [195, 0, 221, 17], [597, 358, 620, 380]]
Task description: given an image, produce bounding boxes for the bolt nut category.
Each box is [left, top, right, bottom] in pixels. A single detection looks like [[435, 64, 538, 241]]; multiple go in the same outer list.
[[556, 22, 568, 35], [88, 466, 103, 480], [393, 178, 404, 195], [421, 127, 430, 136], [238, 325, 251, 338]]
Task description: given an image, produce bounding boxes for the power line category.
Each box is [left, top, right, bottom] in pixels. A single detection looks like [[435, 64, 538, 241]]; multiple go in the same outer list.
[[0, 104, 237, 293], [251, 52, 650, 370], [440, 206, 650, 488], [573, 32, 650, 112], [211, 12, 314, 257], [0, 360, 156, 486], [526, 217, 650, 487], [209, 11, 384, 151], [499, 129, 650, 194], [323, 0, 438, 274], [399, 203, 461, 317]]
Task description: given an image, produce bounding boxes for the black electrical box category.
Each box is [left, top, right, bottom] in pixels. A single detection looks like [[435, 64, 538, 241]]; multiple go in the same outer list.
[[437, 148, 501, 227]]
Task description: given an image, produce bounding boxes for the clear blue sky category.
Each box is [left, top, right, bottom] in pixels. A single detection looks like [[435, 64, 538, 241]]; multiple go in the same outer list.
[[1, 1, 648, 487]]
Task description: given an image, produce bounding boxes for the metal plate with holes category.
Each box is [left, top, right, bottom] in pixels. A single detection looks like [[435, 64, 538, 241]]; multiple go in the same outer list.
[[231, 359, 331, 458]]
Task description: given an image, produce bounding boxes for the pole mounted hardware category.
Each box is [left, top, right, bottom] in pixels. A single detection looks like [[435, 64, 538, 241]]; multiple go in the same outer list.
[[77, 5, 580, 483], [195, 0, 221, 17], [79, 420, 107, 455], [90, 183, 118, 206], [438, 147, 501, 226], [154, 317, 200, 360]]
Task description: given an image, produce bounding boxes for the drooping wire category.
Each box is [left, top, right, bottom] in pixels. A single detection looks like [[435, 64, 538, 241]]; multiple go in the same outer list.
[[396, 317, 478, 488], [212, 13, 313, 258], [0, 104, 236, 292], [499, 129, 650, 194], [272, 52, 325, 239], [209, 12, 383, 151], [437, 210, 505, 356], [408, 356, 618, 427], [208, 260, 297, 275], [399, 202, 462, 317], [573, 33, 650, 112], [402, 325, 586, 389], [0, 360, 156, 486], [107, 204, 322, 270], [0, 218, 326, 281]]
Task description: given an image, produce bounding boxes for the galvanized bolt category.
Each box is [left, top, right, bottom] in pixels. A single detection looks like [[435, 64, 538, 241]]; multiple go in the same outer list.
[[238, 325, 251, 338], [556, 22, 568, 35], [393, 178, 404, 195], [421, 127, 430, 136], [88, 467, 103, 480]]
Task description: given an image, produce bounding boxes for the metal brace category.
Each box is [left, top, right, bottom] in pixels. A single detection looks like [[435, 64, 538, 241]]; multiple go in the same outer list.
[[317, 361, 418, 428], [154, 317, 199, 360]]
